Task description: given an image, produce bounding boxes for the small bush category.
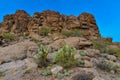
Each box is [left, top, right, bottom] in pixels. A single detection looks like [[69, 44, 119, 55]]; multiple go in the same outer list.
[[96, 60, 120, 73], [53, 45, 77, 68], [97, 60, 112, 72], [57, 70, 74, 79], [107, 48, 120, 57], [116, 77, 120, 80], [34, 45, 49, 67], [79, 51, 87, 56], [93, 39, 111, 53], [41, 69, 52, 76], [57, 73, 64, 79], [77, 60, 85, 67], [61, 29, 83, 37], [0, 71, 4, 79], [1, 33, 15, 39], [39, 27, 51, 36], [72, 72, 94, 80], [31, 36, 40, 42]]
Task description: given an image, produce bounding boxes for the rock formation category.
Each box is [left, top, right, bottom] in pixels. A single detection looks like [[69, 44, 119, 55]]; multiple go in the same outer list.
[[0, 10, 100, 37], [78, 12, 100, 37], [0, 10, 31, 34]]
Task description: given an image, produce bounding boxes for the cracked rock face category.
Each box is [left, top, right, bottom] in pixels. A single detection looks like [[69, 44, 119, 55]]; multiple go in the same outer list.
[[0, 10, 100, 37]]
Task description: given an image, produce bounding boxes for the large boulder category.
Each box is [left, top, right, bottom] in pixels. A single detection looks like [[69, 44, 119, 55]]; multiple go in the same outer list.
[[0, 40, 38, 63], [48, 37, 92, 51], [0, 58, 37, 80]]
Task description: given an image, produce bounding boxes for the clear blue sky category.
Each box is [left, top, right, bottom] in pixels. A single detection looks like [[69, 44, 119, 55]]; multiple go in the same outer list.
[[0, 0, 120, 42]]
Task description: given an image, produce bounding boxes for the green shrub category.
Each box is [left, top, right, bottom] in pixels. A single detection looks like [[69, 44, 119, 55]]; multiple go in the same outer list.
[[0, 71, 4, 79], [1, 33, 15, 39], [116, 77, 120, 80], [96, 60, 120, 73], [41, 69, 52, 76], [53, 45, 77, 68], [97, 60, 113, 72], [113, 49, 120, 57], [93, 39, 111, 53], [61, 29, 82, 37], [107, 48, 120, 57], [34, 45, 49, 67], [93, 38, 120, 57], [31, 36, 40, 42], [39, 27, 51, 36], [57, 73, 64, 79], [57, 70, 74, 79], [79, 51, 87, 56], [99, 53, 108, 58], [77, 60, 85, 67]]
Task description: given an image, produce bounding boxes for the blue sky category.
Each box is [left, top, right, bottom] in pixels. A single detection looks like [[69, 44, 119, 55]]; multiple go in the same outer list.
[[0, 0, 120, 42]]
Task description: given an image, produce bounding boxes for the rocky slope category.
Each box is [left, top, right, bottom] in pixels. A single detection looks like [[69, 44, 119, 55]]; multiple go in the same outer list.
[[0, 10, 120, 80]]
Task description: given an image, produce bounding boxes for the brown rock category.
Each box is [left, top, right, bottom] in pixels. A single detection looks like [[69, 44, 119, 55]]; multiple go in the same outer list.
[[106, 38, 112, 42], [0, 10, 100, 38], [108, 45, 119, 50], [28, 10, 64, 34], [84, 60, 93, 68], [1, 10, 31, 34], [65, 15, 80, 29], [78, 12, 100, 37]]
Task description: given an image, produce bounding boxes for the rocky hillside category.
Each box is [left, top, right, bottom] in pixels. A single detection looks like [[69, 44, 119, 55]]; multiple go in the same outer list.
[[0, 10, 120, 80], [0, 10, 100, 37]]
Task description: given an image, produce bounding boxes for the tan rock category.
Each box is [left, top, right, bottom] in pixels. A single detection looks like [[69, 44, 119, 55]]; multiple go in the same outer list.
[[51, 66, 63, 74], [107, 55, 117, 62], [93, 77, 105, 80], [48, 37, 92, 51], [81, 56, 91, 61], [84, 60, 93, 68], [0, 40, 38, 63]]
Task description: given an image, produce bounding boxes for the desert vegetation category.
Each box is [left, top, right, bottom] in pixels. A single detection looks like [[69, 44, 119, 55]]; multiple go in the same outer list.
[[1, 33, 15, 39], [39, 27, 52, 36], [61, 29, 83, 37], [34, 45, 49, 67], [53, 45, 77, 68]]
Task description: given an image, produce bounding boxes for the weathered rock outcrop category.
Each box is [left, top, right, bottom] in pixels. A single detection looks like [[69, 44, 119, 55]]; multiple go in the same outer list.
[[28, 10, 64, 34], [0, 10, 100, 37], [0, 10, 31, 33], [78, 12, 100, 36]]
